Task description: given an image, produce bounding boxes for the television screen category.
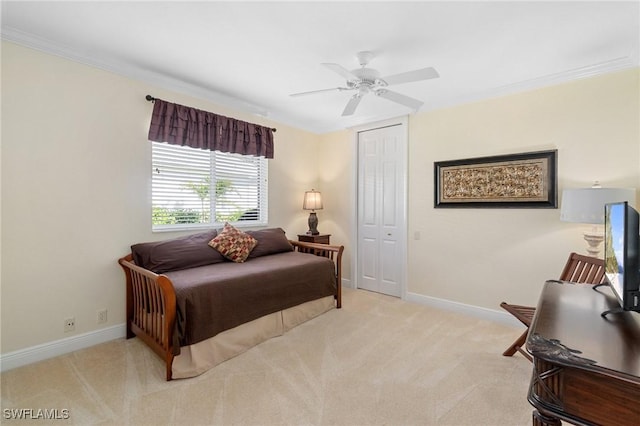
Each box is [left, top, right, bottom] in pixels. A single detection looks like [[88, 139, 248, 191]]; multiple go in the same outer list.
[[604, 201, 640, 313]]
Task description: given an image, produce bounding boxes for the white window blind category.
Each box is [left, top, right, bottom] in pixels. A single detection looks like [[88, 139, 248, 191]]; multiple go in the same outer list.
[[151, 142, 268, 230]]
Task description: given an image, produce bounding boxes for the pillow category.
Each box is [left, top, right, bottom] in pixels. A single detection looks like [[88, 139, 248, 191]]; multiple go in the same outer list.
[[208, 223, 258, 263], [247, 228, 294, 258], [131, 229, 225, 273]]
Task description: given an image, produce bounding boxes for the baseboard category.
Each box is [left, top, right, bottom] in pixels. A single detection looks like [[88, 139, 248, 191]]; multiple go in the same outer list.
[[0, 324, 126, 373], [342, 277, 353, 289], [0, 291, 517, 372], [404, 291, 522, 328]]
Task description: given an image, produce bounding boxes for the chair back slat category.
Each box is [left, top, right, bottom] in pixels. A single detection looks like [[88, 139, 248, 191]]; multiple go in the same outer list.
[[559, 252, 606, 284], [501, 251, 606, 361]]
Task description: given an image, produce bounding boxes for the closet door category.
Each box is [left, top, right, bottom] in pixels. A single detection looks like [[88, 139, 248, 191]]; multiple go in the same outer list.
[[357, 122, 406, 297]]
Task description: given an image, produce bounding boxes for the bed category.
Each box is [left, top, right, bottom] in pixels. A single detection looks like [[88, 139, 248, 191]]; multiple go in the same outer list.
[[118, 227, 343, 380]]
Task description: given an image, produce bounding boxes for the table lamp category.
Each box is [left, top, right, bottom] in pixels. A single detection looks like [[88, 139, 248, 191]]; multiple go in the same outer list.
[[303, 189, 323, 235], [560, 182, 636, 257]]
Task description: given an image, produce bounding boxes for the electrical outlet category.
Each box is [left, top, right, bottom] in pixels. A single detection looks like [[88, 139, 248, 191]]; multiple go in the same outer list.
[[64, 317, 75, 332], [97, 309, 108, 324]]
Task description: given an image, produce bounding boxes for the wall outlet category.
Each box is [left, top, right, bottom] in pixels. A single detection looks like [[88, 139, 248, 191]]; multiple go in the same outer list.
[[97, 309, 108, 324], [64, 317, 75, 332]]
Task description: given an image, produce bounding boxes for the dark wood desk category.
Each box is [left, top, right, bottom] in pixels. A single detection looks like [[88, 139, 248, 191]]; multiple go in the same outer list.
[[527, 281, 640, 426]]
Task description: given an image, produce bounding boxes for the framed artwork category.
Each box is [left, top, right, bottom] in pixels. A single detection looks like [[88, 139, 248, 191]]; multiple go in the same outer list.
[[434, 150, 557, 208]]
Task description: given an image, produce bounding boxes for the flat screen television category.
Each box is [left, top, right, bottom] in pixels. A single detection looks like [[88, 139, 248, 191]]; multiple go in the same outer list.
[[603, 201, 640, 315]]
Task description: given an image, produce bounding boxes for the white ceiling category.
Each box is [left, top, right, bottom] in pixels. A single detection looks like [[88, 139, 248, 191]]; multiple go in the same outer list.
[[2, 1, 639, 134]]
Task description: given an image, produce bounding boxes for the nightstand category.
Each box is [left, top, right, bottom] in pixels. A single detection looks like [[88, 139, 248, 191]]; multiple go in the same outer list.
[[297, 234, 331, 244]]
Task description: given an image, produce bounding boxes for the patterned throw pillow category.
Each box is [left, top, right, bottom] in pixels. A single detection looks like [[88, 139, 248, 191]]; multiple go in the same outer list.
[[208, 223, 258, 263]]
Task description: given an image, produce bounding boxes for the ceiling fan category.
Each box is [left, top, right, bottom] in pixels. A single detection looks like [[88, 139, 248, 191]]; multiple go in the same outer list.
[[290, 51, 439, 116]]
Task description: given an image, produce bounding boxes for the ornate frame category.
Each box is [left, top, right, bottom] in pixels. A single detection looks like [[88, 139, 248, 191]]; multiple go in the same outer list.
[[434, 150, 557, 208]]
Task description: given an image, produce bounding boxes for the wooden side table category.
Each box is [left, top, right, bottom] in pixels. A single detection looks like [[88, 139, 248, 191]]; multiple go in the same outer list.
[[298, 234, 331, 244]]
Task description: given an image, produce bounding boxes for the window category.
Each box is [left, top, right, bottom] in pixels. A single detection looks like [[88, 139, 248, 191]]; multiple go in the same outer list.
[[151, 142, 268, 230]]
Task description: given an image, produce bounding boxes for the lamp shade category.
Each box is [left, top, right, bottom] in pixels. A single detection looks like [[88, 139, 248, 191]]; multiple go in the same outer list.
[[560, 187, 636, 224], [303, 189, 323, 211]]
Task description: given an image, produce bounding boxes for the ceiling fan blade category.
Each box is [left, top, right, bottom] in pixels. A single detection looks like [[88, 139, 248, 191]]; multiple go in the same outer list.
[[381, 67, 439, 86], [289, 87, 349, 97], [322, 63, 359, 81], [342, 94, 362, 116], [376, 89, 424, 111]]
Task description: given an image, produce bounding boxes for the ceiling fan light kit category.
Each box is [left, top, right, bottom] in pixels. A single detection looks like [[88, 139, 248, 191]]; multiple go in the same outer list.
[[290, 51, 440, 116]]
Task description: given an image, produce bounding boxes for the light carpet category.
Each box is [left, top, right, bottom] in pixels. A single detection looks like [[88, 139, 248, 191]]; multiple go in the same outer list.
[[1, 288, 532, 425]]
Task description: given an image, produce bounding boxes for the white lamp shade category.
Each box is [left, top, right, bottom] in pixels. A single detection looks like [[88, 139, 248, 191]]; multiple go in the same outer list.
[[560, 187, 636, 224], [303, 190, 323, 211]]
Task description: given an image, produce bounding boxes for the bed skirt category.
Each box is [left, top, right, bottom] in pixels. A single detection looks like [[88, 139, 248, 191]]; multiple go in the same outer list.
[[171, 296, 335, 379]]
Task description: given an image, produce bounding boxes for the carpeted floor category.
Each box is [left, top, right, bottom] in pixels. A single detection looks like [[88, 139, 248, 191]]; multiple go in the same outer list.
[[1, 288, 532, 425]]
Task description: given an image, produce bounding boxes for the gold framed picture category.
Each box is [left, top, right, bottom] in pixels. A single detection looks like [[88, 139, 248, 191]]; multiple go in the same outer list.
[[434, 150, 557, 208]]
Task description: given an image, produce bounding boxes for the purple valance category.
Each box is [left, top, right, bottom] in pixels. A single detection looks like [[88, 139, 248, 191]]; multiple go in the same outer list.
[[147, 98, 274, 158]]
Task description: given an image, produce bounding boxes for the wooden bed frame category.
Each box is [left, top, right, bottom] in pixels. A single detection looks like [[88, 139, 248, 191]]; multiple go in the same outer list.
[[118, 240, 343, 380]]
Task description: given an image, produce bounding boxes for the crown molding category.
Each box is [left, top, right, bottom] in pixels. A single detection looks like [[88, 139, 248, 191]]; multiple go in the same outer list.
[[484, 55, 637, 98], [1, 26, 270, 117], [426, 55, 639, 114], [3, 26, 638, 135]]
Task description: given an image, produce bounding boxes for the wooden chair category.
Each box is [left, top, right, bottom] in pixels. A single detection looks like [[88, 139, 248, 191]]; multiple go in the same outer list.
[[500, 252, 606, 361]]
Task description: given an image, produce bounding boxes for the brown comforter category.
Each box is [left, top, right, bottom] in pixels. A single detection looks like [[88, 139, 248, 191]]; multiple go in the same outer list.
[[164, 251, 337, 348]]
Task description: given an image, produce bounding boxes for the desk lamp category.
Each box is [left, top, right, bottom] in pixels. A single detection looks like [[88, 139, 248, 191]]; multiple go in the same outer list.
[[303, 189, 323, 235], [560, 182, 636, 257]]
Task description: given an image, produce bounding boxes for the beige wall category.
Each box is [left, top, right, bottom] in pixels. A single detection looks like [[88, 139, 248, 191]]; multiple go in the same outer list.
[[0, 41, 321, 353], [317, 129, 354, 281], [408, 69, 639, 309], [320, 68, 639, 311], [2, 39, 638, 356]]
